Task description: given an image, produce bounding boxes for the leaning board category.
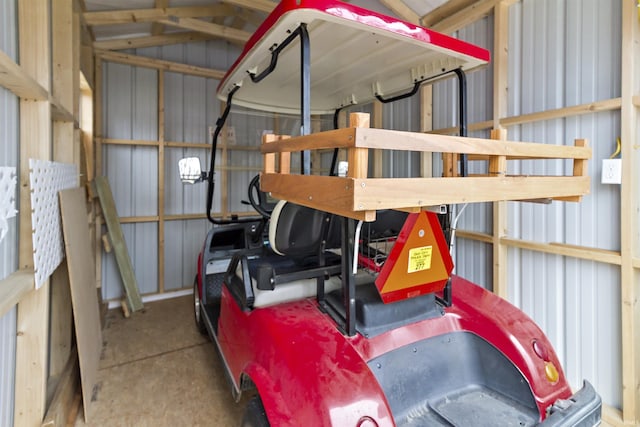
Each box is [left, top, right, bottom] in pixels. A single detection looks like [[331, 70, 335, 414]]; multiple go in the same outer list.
[[59, 188, 102, 423]]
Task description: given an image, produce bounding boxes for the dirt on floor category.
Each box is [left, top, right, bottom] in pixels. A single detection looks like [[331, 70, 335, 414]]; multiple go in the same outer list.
[[73, 295, 248, 427]]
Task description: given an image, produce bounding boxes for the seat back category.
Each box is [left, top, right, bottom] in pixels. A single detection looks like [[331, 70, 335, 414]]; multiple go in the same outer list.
[[269, 200, 336, 257]]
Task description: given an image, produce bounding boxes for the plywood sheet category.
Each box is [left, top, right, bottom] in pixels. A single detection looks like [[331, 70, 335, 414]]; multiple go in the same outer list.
[[59, 187, 102, 423]]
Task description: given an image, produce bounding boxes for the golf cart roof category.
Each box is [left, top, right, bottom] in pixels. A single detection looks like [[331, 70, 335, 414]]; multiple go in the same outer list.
[[216, 0, 490, 115]]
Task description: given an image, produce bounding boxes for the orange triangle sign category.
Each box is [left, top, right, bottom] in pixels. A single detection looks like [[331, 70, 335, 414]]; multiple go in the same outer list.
[[375, 211, 453, 303]]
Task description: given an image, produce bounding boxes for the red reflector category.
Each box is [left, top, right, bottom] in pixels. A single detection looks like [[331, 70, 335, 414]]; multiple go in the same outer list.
[[532, 339, 550, 361]]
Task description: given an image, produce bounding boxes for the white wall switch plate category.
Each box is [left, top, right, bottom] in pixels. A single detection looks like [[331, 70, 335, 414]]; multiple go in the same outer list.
[[601, 158, 622, 184]]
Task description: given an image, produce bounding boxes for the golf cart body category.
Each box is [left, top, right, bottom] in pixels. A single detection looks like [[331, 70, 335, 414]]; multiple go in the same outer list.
[[188, 1, 601, 425]]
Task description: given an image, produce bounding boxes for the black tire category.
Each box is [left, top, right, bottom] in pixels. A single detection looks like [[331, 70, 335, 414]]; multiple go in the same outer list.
[[241, 396, 270, 427], [193, 275, 207, 335]]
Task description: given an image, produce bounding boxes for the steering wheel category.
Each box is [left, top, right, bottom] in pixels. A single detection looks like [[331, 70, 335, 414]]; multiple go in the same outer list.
[[248, 174, 274, 219]]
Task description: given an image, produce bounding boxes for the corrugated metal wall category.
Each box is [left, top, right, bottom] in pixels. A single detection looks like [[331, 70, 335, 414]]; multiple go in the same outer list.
[[101, 41, 249, 299], [0, 1, 18, 425], [433, 14, 494, 285], [438, 0, 622, 409]]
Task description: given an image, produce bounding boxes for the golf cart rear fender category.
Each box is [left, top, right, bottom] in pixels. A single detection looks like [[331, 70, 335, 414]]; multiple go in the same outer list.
[[241, 363, 294, 426], [450, 276, 574, 417]]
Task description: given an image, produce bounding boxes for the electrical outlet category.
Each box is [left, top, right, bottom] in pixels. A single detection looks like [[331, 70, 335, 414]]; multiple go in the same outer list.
[[601, 159, 622, 184]]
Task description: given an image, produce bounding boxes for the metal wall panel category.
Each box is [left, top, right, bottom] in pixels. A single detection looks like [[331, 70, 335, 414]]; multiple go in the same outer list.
[[382, 96, 421, 177], [0, 1, 18, 425], [432, 16, 494, 287], [164, 219, 210, 291], [102, 62, 160, 298], [102, 41, 245, 294], [505, 0, 622, 408], [0, 307, 16, 427], [428, 0, 622, 408]]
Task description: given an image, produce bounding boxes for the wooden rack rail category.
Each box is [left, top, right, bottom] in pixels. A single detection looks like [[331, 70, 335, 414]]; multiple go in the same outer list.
[[260, 123, 590, 222]]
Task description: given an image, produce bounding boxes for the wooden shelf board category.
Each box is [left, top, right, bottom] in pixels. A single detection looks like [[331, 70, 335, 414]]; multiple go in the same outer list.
[[261, 174, 589, 221], [261, 128, 591, 160]]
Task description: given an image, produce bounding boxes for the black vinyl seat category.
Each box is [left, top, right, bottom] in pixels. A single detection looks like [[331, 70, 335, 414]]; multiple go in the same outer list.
[[225, 201, 343, 309]]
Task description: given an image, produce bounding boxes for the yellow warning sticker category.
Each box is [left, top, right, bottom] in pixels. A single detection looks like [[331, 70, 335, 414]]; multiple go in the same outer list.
[[408, 246, 433, 273]]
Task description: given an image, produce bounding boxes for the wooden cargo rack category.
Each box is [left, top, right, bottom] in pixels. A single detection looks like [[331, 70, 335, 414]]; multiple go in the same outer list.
[[260, 122, 590, 222]]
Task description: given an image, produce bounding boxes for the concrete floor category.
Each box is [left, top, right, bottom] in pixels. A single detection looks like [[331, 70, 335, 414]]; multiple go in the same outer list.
[[74, 295, 248, 427]]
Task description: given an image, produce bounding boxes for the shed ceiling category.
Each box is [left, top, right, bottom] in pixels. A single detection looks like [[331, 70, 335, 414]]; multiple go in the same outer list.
[[83, 0, 453, 43]]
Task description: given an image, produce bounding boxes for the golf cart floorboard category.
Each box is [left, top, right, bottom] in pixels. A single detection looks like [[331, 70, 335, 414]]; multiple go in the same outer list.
[[401, 386, 538, 427]]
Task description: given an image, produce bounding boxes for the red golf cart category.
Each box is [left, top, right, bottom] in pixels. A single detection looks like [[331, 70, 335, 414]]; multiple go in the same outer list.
[[182, 1, 601, 425]]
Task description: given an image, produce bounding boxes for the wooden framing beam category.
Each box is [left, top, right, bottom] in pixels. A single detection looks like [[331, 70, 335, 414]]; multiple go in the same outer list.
[[0, 49, 48, 100], [429, 97, 623, 135], [150, 0, 170, 36], [221, 0, 275, 14], [93, 31, 214, 50], [379, 0, 420, 24], [15, 1, 52, 424], [421, 0, 477, 27], [491, 1, 509, 300], [83, 5, 233, 26], [0, 270, 35, 319], [372, 101, 384, 178], [50, 0, 79, 405], [157, 16, 251, 44], [430, 0, 504, 35], [619, 0, 640, 422], [95, 49, 225, 79], [456, 231, 623, 266], [157, 70, 165, 294], [419, 85, 433, 178]]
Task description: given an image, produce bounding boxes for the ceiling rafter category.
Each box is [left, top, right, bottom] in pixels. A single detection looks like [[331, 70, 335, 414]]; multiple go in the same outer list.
[[421, 0, 477, 27], [221, 0, 276, 14], [158, 16, 251, 44], [429, 0, 505, 34], [379, 0, 420, 24], [150, 0, 170, 36], [93, 31, 215, 50], [95, 49, 226, 79], [84, 5, 234, 26]]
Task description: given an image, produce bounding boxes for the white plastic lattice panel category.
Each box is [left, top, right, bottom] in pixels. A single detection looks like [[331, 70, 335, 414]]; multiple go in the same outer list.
[[29, 159, 78, 288], [0, 166, 18, 244]]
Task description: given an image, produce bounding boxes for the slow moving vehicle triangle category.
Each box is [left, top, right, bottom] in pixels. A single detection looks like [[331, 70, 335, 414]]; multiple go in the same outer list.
[[375, 211, 453, 303]]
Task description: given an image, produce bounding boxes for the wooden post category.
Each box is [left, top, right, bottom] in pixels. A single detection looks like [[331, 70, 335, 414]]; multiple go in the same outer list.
[[420, 85, 433, 178], [262, 134, 291, 175], [490, 129, 508, 299], [311, 115, 322, 174], [372, 101, 384, 178], [620, 0, 640, 423], [50, 0, 78, 385], [94, 58, 104, 289], [491, 1, 509, 300], [348, 113, 369, 179], [157, 70, 165, 294], [15, 1, 52, 425], [338, 110, 347, 162]]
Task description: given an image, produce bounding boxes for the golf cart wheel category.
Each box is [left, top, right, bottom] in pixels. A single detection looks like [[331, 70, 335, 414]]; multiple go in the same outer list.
[[193, 275, 207, 335], [241, 396, 270, 427]]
